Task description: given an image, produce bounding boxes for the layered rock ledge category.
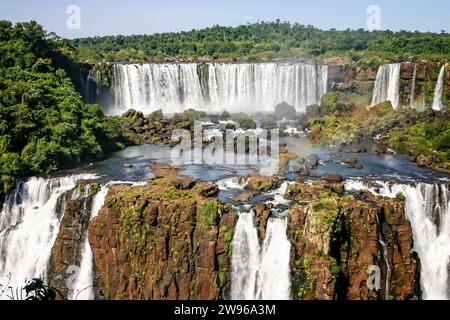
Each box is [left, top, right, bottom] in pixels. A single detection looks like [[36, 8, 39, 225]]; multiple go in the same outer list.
[[88, 164, 237, 300], [285, 181, 420, 300]]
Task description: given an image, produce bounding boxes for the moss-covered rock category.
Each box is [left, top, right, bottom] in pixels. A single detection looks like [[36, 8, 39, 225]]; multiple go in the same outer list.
[[286, 181, 420, 300], [88, 165, 237, 300]]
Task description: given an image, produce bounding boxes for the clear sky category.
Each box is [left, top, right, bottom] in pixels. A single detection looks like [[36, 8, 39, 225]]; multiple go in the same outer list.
[[1, 0, 449, 38]]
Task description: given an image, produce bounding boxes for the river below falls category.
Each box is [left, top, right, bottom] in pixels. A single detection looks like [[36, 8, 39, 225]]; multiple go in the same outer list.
[[1, 135, 450, 300], [57, 136, 450, 185]]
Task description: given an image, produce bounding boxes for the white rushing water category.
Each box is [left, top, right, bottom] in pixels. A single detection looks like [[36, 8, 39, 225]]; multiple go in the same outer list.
[[255, 218, 291, 299], [108, 62, 328, 115], [410, 64, 417, 108], [432, 65, 446, 111], [0, 175, 96, 299], [68, 180, 147, 300], [230, 211, 291, 300], [375, 215, 391, 299], [68, 185, 109, 300], [345, 180, 450, 300], [371, 63, 401, 109]]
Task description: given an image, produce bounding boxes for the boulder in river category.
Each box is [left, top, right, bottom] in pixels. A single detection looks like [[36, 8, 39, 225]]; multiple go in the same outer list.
[[321, 173, 343, 182]]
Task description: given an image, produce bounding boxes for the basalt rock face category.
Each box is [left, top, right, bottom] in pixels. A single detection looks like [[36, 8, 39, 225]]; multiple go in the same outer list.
[[48, 181, 100, 299], [253, 203, 271, 241], [286, 182, 420, 300], [245, 173, 281, 192], [88, 165, 237, 300], [328, 62, 449, 107]]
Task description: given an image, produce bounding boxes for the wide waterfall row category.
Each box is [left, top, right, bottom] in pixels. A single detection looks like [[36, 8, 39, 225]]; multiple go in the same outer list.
[[345, 180, 450, 300], [108, 62, 328, 115], [371, 63, 401, 109]]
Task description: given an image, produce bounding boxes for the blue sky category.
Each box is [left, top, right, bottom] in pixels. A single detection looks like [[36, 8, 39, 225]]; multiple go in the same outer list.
[[1, 0, 449, 38]]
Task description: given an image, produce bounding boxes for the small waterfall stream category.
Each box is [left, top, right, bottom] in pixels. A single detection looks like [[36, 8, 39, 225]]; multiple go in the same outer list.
[[230, 211, 291, 300], [432, 65, 446, 111], [345, 180, 450, 300], [375, 215, 391, 299], [68, 185, 109, 300], [410, 64, 417, 108], [230, 210, 261, 300], [371, 63, 401, 109], [226, 180, 291, 300]]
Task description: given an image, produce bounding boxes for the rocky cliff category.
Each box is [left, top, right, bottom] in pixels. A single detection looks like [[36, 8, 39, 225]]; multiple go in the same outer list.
[[48, 180, 100, 299], [328, 62, 449, 108], [284, 181, 420, 300], [87, 165, 237, 300]]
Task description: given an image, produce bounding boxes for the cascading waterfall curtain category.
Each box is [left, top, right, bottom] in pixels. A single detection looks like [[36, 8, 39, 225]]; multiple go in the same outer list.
[[108, 62, 328, 115]]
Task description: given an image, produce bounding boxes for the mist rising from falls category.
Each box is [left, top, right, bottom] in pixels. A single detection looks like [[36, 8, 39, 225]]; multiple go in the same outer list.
[[345, 180, 450, 300], [108, 62, 328, 115], [230, 211, 291, 300], [372, 63, 401, 109], [432, 65, 446, 111], [0, 175, 95, 298]]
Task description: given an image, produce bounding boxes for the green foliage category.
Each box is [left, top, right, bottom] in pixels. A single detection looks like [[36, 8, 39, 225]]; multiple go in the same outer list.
[[220, 111, 230, 119], [172, 108, 206, 122], [0, 20, 123, 193], [92, 62, 112, 87], [198, 200, 218, 226], [274, 101, 296, 120], [22, 278, 59, 300], [388, 118, 450, 170], [71, 21, 450, 63], [311, 195, 341, 234], [328, 257, 340, 280], [231, 113, 256, 129], [321, 92, 339, 109], [396, 192, 406, 202], [308, 101, 419, 145], [148, 109, 164, 121]]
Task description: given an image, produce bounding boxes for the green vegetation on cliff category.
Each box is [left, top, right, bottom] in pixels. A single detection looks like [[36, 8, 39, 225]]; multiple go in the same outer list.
[[89, 165, 236, 300], [308, 94, 450, 172], [389, 119, 450, 171], [72, 21, 450, 64], [287, 181, 419, 300], [0, 21, 124, 194]]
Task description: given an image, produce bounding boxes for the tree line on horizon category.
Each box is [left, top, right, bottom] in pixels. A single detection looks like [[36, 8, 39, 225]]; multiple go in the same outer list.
[[71, 20, 450, 65]]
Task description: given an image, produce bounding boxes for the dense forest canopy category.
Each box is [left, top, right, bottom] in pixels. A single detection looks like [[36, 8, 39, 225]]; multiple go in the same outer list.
[[72, 20, 450, 64], [0, 20, 122, 195]]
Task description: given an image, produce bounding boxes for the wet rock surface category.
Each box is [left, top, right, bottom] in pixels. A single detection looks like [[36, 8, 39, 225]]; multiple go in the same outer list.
[[286, 181, 420, 300], [88, 165, 237, 300], [49, 182, 101, 299]]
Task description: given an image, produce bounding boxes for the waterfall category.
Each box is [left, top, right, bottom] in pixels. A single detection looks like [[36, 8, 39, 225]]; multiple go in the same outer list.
[[371, 63, 401, 109], [108, 62, 328, 115], [345, 180, 450, 300], [255, 218, 291, 299], [68, 180, 147, 300], [230, 211, 291, 300], [68, 185, 109, 300], [432, 65, 446, 111], [217, 177, 249, 190], [375, 215, 391, 299], [410, 64, 417, 108], [0, 175, 96, 298]]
